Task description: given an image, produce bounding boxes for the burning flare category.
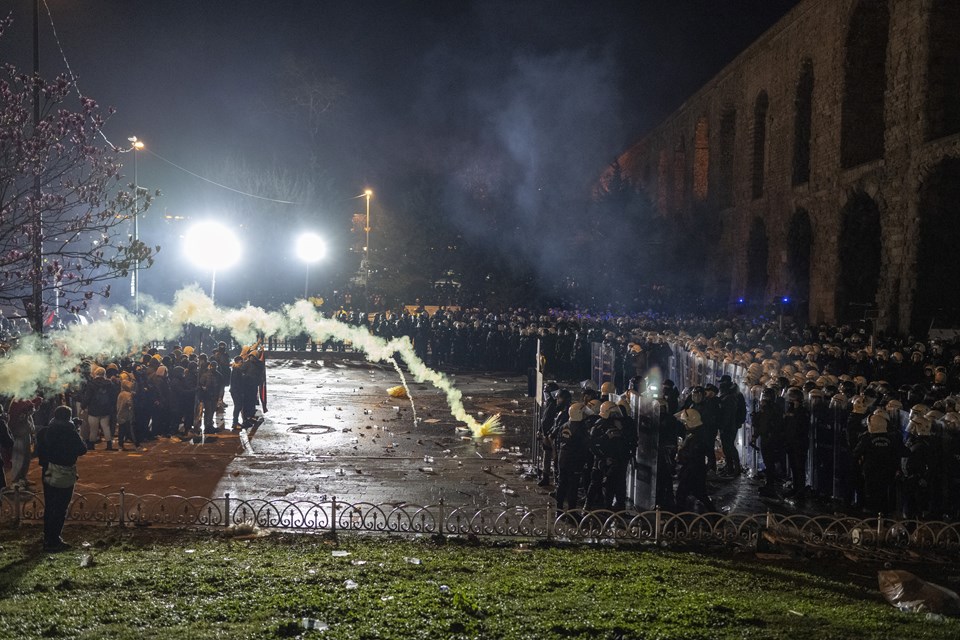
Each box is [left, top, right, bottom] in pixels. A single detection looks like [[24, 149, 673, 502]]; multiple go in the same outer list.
[[386, 385, 408, 399]]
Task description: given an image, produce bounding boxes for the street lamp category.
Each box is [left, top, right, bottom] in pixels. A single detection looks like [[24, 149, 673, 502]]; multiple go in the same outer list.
[[296, 232, 327, 299], [184, 221, 242, 303], [363, 189, 372, 286], [128, 136, 145, 314]]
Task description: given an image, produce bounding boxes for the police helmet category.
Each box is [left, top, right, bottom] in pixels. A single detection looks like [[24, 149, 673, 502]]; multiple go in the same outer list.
[[908, 415, 933, 437], [850, 395, 869, 414], [909, 403, 930, 421], [599, 401, 618, 420], [675, 408, 702, 428], [867, 411, 888, 434], [568, 402, 586, 422]]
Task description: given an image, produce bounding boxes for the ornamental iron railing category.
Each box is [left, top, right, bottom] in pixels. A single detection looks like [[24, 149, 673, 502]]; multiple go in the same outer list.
[[3, 487, 960, 553]]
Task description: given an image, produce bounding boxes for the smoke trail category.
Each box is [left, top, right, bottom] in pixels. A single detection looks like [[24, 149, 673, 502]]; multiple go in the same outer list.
[[0, 286, 501, 437], [390, 357, 418, 424]]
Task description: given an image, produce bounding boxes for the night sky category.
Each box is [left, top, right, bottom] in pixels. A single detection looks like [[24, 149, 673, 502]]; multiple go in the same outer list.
[[1, 0, 799, 308]]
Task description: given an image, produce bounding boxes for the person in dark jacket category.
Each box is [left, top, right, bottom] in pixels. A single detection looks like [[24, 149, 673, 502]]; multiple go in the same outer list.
[[35, 406, 87, 552], [555, 402, 589, 511], [674, 408, 716, 511], [229, 356, 245, 429], [718, 378, 746, 477], [81, 367, 117, 450], [750, 388, 784, 498], [239, 350, 266, 429], [537, 382, 561, 486], [782, 387, 811, 498], [853, 411, 901, 515], [591, 400, 633, 511], [902, 415, 937, 519]]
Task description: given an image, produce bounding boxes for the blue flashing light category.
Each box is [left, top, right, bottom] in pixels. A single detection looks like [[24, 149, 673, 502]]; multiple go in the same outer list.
[[782, 297, 790, 304], [737, 298, 745, 304]]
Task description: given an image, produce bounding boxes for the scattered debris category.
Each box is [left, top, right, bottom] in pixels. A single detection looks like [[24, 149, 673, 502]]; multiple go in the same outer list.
[[80, 553, 96, 568], [332, 550, 351, 557], [754, 552, 792, 561], [344, 579, 359, 590], [227, 522, 265, 538], [403, 557, 422, 565], [301, 618, 329, 631], [879, 570, 960, 615]]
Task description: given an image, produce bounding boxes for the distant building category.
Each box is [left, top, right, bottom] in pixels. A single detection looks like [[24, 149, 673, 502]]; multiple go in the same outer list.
[[607, 0, 960, 334]]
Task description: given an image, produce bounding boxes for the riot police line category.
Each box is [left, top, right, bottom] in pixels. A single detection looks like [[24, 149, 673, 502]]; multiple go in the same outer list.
[[533, 339, 960, 519]]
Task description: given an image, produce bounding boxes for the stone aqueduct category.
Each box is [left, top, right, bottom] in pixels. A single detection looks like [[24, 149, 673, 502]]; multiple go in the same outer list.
[[609, 0, 960, 334]]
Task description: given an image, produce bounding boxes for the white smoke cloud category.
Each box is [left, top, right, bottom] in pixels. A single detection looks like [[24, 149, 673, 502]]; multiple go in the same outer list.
[[0, 286, 500, 436]]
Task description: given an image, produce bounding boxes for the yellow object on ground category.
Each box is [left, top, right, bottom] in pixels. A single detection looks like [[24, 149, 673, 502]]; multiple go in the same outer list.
[[387, 385, 408, 399]]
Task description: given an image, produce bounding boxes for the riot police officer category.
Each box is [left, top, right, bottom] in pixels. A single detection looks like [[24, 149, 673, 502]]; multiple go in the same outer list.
[[674, 408, 717, 511], [589, 401, 632, 511], [853, 410, 901, 515], [537, 383, 562, 486], [555, 402, 589, 511], [750, 387, 784, 498], [902, 415, 938, 519], [782, 387, 810, 498]]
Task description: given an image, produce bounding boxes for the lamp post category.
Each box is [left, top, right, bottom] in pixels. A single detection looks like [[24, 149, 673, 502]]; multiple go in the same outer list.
[[185, 221, 242, 303], [363, 189, 372, 286], [128, 136, 145, 314], [296, 232, 327, 299]]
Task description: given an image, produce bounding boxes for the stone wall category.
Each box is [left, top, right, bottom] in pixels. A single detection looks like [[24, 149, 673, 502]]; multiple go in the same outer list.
[[610, 0, 960, 334]]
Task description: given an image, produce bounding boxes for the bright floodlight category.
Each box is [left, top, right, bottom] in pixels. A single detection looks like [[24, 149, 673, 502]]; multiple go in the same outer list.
[[185, 221, 242, 271], [296, 232, 327, 263]]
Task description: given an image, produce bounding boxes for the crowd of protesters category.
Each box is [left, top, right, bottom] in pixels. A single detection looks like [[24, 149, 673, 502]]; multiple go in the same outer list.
[[0, 340, 267, 489]]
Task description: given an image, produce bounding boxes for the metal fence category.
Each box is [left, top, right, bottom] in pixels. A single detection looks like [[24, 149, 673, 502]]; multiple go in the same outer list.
[[4, 488, 960, 553]]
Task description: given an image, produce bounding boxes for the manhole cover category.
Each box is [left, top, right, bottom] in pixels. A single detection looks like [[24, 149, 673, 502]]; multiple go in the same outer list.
[[288, 425, 337, 435]]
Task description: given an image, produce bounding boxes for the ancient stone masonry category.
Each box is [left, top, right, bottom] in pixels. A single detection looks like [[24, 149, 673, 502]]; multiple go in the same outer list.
[[608, 0, 960, 334]]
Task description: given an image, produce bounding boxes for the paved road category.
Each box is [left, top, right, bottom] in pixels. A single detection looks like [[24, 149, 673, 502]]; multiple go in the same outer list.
[[34, 357, 546, 509]]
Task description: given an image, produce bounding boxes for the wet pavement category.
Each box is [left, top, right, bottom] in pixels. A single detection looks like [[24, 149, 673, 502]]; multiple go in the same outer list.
[[22, 354, 844, 516], [32, 356, 547, 509]]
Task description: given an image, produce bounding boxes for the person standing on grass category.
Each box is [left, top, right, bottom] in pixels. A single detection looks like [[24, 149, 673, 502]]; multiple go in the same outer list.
[[35, 405, 87, 552]]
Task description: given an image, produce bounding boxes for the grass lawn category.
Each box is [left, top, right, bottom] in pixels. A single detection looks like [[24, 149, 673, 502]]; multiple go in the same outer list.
[[0, 526, 957, 639]]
